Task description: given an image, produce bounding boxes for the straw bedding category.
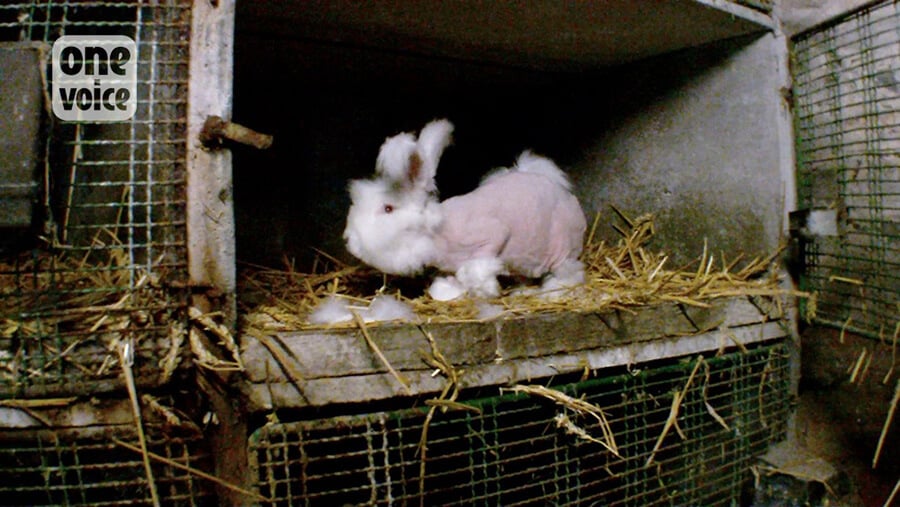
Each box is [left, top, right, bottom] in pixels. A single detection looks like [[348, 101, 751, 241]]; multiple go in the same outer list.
[[240, 210, 806, 333], [0, 231, 185, 386]]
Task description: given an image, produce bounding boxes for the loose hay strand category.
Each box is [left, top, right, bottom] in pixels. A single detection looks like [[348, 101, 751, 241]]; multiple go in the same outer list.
[[189, 307, 244, 371], [872, 378, 900, 470], [416, 327, 468, 507], [248, 329, 309, 404], [159, 321, 186, 384], [849, 348, 868, 384], [884, 322, 899, 385], [118, 342, 161, 507], [0, 227, 190, 388], [884, 475, 900, 507], [424, 399, 481, 414], [141, 394, 189, 429], [352, 311, 411, 395], [506, 384, 620, 457], [113, 438, 270, 503], [647, 356, 704, 466]]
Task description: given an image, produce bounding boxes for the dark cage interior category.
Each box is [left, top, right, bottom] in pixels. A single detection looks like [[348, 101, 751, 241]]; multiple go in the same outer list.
[[0, 2, 192, 398], [231, 1, 786, 273]]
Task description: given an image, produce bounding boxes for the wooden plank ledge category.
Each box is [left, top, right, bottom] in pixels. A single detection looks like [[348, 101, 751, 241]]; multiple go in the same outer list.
[[239, 296, 788, 410]]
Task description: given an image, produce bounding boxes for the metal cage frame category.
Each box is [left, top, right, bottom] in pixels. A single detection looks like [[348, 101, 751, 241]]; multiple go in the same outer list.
[[0, 1, 194, 398], [792, 0, 900, 340], [249, 341, 792, 507]]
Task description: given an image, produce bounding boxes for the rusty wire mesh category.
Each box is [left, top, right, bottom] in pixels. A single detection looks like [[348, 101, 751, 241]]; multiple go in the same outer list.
[[792, 0, 900, 340], [0, 1, 191, 397], [0, 424, 214, 506], [249, 340, 791, 506]]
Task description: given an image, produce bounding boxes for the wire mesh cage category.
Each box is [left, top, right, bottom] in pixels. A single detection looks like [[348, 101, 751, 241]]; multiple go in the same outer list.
[[248, 340, 792, 506], [792, 0, 900, 339], [0, 2, 192, 397], [0, 423, 214, 506]]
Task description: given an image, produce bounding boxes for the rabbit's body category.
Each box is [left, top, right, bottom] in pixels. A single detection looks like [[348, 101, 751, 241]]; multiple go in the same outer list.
[[433, 163, 585, 278], [343, 119, 586, 300]]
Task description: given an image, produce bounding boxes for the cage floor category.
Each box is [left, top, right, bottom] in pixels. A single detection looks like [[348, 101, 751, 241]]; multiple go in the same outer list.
[[248, 340, 791, 506]]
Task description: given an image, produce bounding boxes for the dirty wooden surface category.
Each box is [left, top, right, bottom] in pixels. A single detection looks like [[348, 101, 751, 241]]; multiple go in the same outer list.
[[241, 296, 789, 410]]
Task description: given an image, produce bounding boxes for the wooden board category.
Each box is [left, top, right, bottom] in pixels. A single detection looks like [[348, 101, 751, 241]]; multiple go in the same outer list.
[[240, 296, 790, 410]]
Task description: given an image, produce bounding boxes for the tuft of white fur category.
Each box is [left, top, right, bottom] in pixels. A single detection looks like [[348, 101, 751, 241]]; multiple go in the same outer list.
[[513, 151, 573, 191], [0, 407, 41, 428], [805, 209, 839, 237], [375, 132, 417, 183], [456, 257, 504, 298], [308, 295, 416, 325], [308, 296, 354, 325], [541, 258, 586, 292], [476, 302, 505, 320], [364, 294, 416, 323], [428, 276, 466, 301]]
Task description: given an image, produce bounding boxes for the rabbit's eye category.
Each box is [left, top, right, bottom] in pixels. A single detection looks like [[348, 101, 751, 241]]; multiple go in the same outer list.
[[384, 204, 394, 214]]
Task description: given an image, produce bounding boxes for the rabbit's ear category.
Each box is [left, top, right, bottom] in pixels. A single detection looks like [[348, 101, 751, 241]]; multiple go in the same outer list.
[[376, 132, 417, 183], [414, 119, 453, 191]]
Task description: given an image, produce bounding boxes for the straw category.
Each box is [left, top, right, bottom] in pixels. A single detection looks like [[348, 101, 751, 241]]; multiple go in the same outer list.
[[647, 356, 704, 466], [238, 210, 807, 333], [506, 384, 619, 457], [416, 328, 467, 507], [118, 341, 160, 507], [872, 378, 900, 469], [113, 438, 270, 503], [352, 311, 411, 395]]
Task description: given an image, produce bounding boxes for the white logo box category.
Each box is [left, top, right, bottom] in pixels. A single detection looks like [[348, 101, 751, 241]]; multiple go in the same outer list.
[[51, 35, 137, 122]]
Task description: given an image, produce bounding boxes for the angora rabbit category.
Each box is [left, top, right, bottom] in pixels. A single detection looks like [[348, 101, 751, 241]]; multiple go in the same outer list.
[[343, 119, 586, 301]]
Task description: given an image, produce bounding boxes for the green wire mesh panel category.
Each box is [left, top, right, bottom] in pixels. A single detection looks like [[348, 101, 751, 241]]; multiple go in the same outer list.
[[792, 0, 900, 339], [249, 341, 791, 506], [0, 2, 191, 397], [0, 424, 214, 506]]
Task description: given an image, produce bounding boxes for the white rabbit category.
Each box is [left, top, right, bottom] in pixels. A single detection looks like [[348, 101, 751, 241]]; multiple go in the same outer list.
[[343, 119, 586, 301]]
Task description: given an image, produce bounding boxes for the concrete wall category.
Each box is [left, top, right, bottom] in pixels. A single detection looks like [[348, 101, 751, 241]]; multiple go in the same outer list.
[[569, 33, 789, 264], [777, 0, 873, 36]]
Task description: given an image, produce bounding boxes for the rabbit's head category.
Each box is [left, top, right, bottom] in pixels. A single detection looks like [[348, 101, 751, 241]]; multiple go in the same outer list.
[[343, 119, 453, 275]]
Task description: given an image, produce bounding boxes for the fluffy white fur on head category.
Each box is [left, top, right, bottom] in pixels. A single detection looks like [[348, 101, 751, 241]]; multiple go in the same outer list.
[[344, 178, 442, 275], [374, 119, 453, 193], [376, 132, 417, 183]]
